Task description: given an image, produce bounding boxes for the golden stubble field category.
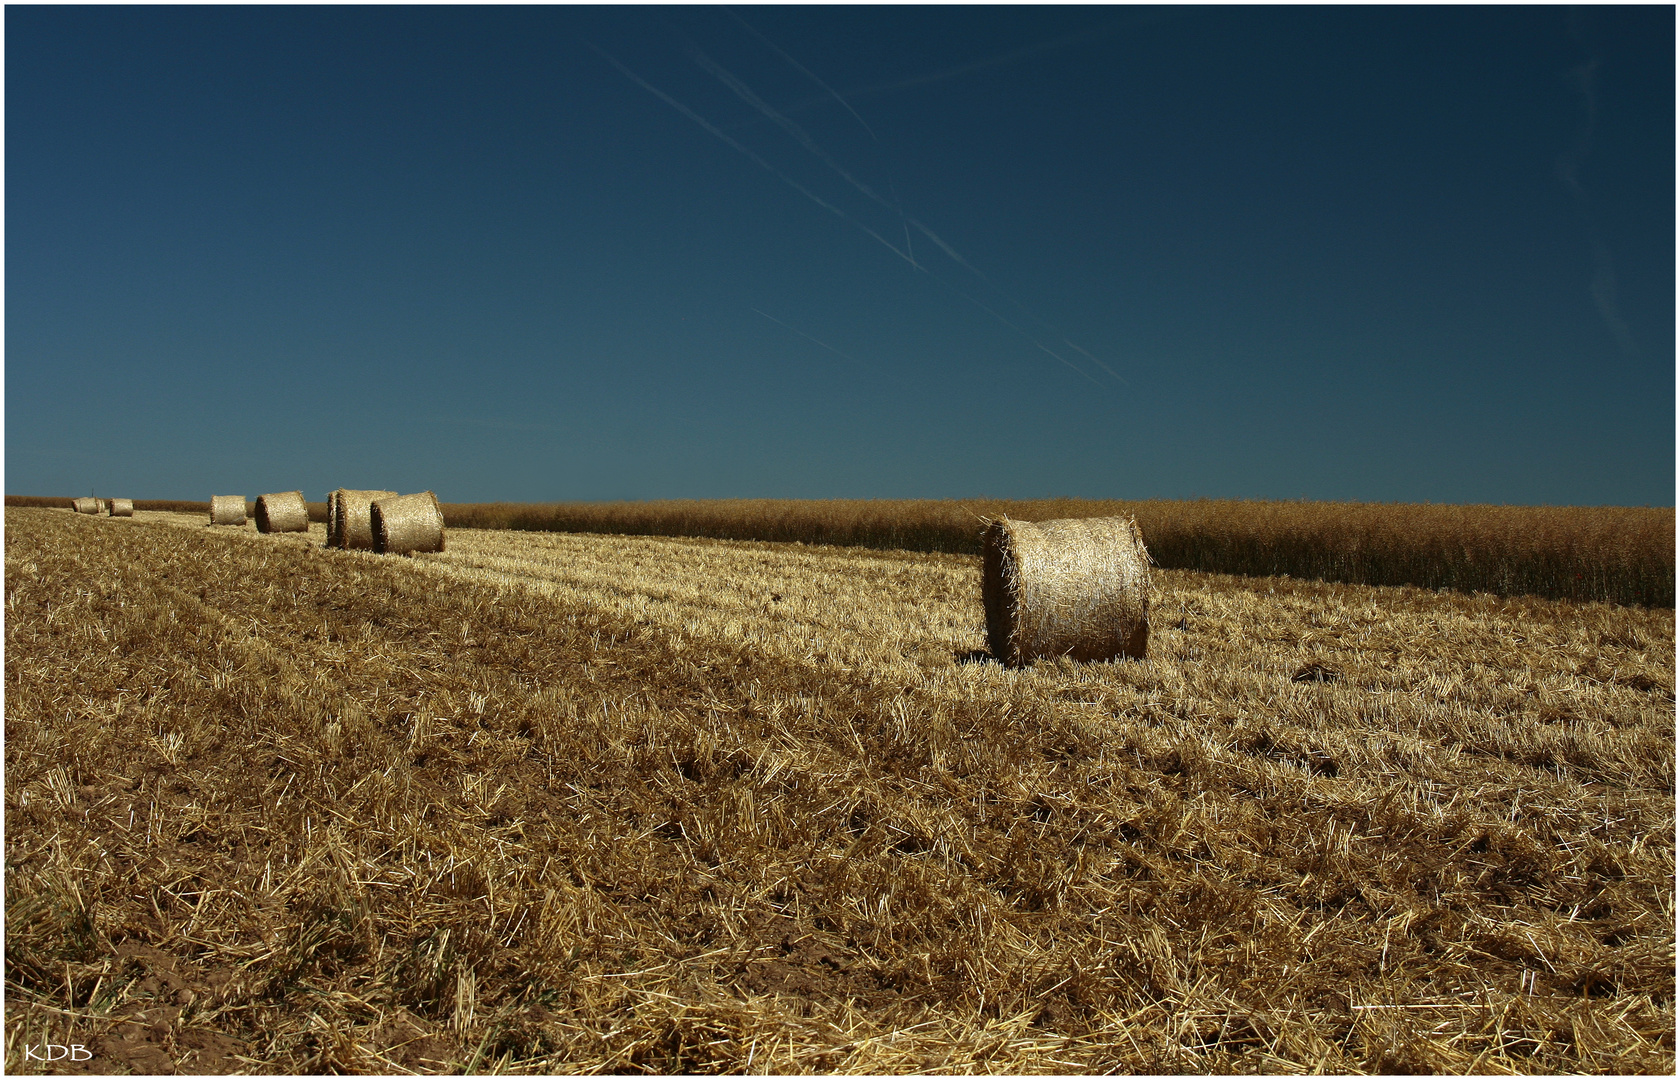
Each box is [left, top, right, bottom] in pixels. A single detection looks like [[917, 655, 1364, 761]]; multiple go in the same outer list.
[[5, 507, 1674, 1073]]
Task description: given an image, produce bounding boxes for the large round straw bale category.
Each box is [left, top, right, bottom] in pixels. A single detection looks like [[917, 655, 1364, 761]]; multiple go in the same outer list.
[[108, 498, 134, 517], [371, 491, 445, 555], [327, 489, 398, 549], [71, 497, 100, 515], [209, 495, 247, 526], [981, 516, 1151, 666], [255, 491, 309, 534]]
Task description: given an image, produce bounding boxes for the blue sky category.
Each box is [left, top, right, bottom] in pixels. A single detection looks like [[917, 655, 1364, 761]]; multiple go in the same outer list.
[[6, 5, 1673, 505]]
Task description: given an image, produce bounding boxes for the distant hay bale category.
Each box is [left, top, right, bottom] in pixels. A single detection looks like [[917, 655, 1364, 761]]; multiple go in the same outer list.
[[981, 516, 1151, 666], [108, 498, 134, 517], [255, 491, 309, 534], [71, 497, 100, 515], [327, 489, 398, 549], [209, 495, 247, 526], [371, 492, 445, 555]]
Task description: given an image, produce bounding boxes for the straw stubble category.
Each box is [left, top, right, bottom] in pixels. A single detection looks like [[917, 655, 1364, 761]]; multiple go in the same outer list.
[[371, 491, 444, 555], [6, 507, 1671, 1074], [255, 491, 309, 534], [327, 490, 398, 549], [982, 515, 1151, 665]]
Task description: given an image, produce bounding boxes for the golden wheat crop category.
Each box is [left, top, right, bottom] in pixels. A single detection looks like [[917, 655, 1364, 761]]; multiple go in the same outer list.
[[5, 507, 1673, 1073], [438, 497, 1675, 607]]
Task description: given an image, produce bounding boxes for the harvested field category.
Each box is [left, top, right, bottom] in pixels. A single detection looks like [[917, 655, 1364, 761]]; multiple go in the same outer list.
[[439, 497, 1676, 607], [5, 507, 1674, 1073], [4, 496, 328, 520]]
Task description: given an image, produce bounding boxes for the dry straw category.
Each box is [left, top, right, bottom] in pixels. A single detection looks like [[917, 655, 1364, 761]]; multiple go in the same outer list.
[[108, 499, 134, 517], [328, 489, 397, 549], [255, 491, 309, 534], [71, 498, 100, 515], [209, 495, 247, 526], [372, 491, 445, 555], [981, 515, 1151, 666]]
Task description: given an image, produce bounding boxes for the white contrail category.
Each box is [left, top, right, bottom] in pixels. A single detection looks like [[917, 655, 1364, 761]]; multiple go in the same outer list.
[[1558, 52, 1640, 358], [694, 26, 1127, 387], [589, 43, 918, 268], [751, 308, 859, 364], [687, 45, 893, 210], [913, 217, 1127, 386], [596, 41, 1114, 390], [770, 14, 1168, 112], [1062, 339, 1129, 387], [717, 16, 921, 269], [932, 279, 1104, 387], [689, 40, 1113, 384], [710, 10, 1142, 389], [908, 217, 988, 279], [724, 6, 879, 141]]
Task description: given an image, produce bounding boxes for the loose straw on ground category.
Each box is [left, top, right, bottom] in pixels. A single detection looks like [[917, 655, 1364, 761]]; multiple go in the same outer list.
[[108, 499, 134, 517], [372, 491, 445, 555], [209, 496, 247, 527], [981, 515, 1151, 666], [255, 491, 309, 534], [328, 489, 397, 549]]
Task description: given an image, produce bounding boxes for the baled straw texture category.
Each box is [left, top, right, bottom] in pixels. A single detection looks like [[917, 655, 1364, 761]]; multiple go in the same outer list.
[[209, 495, 247, 527], [327, 489, 398, 549], [108, 499, 134, 517], [71, 498, 100, 515], [371, 491, 445, 555], [982, 515, 1151, 666], [254, 491, 309, 534]]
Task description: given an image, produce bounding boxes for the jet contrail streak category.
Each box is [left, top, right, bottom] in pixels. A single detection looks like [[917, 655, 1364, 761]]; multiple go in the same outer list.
[[908, 217, 990, 279], [697, 27, 1088, 359], [831, 15, 1164, 103], [714, 21, 921, 269], [688, 45, 892, 209], [596, 41, 1114, 392], [708, 9, 1141, 390], [752, 308, 859, 363], [1062, 339, 1129, 387], [935, 278, 1103, 386], [724, 7, 879, 141], [589, 43, 918, 268], [1557, 52, 1640, 358]]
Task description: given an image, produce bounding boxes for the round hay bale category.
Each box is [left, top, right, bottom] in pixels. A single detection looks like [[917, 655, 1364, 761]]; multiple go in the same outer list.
[[371, 491, 445, 555], [328, 489, 398, 549], [209, 495, 247, 526], [108, 498, 134, 517], [71, 497, 100, 515], [981, 515, 1151, 666], [255, 491, 309, 534]]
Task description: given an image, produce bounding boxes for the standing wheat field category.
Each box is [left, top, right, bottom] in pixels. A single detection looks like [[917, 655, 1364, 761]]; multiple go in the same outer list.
[[5, 507, 1673, 1073]]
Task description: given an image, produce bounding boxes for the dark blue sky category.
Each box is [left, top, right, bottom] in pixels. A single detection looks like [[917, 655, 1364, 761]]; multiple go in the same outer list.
[[7, 5, 1673, 505]]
